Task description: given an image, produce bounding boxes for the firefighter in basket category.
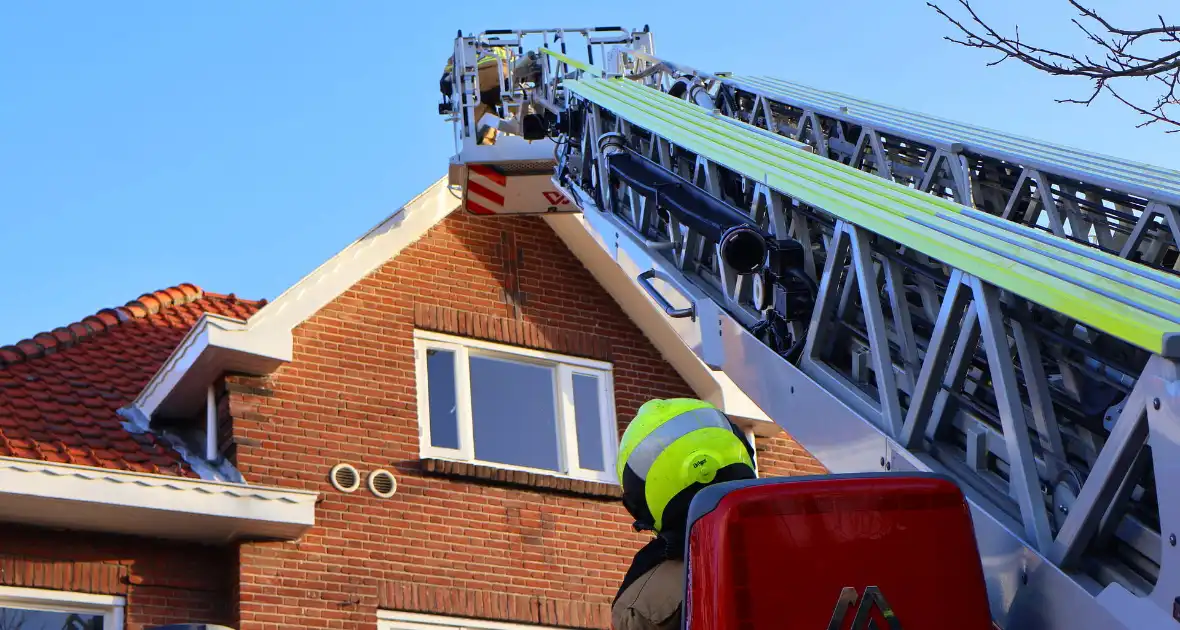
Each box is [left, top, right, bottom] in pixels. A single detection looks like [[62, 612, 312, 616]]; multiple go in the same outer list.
[[612, 398, 758, 630], [440, 41, 542, 145]]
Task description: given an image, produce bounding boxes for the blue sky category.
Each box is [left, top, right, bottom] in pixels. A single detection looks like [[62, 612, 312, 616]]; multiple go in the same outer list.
[[1, 1, 1175, 344]]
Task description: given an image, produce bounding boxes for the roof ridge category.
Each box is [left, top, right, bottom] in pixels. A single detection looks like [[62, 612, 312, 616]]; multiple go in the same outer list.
[[201, 291, 268, 307], [0, 283, 267, 368]]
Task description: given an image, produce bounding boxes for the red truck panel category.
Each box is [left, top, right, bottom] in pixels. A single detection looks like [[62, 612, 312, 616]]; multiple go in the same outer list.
[[684, 473, 993, 630]]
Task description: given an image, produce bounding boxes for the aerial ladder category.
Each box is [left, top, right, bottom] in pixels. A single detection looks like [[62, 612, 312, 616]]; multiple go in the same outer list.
[[439, 26, 1180, 630]]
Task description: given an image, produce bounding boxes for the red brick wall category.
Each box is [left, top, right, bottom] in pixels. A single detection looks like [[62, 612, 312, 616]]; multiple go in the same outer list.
[[755, 434, 827, 478], [225, 210, 823, 630], [0, 523, 233, 629]]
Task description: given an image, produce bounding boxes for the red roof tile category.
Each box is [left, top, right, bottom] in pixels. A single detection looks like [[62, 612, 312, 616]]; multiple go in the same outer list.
[[0, 284, 267, 477]]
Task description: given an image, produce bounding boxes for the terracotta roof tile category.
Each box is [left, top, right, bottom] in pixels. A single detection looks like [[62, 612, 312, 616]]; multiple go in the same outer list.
[[0, 284, 267, 477]]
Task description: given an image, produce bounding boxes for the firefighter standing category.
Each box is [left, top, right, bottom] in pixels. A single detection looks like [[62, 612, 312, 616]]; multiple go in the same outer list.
[[440, 44, 510, 145], [612, 398, 758, 630], [440, 41, 545, 145]]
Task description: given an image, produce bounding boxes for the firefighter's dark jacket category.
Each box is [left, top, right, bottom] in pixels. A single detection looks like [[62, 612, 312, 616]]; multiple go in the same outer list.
[[611, 558, 684, 630], [611, 530, 686, 630]]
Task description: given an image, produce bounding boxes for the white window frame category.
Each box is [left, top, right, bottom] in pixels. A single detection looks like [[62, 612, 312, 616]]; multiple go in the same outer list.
[[379, 610, 563, 630], [0, 585, 125, 630], [413, 329, 619, 484]]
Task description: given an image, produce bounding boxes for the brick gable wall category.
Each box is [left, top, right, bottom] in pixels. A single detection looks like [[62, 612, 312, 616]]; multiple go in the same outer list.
[[223, 209, 824, 629], [0, 523, 233, 629]]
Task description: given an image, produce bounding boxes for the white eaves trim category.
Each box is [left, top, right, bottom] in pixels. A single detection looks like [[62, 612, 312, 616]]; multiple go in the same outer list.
[[543, 213, 778, 434], [0, 456, 317, 543], [247, 177, 457, 333], [128, 176, 458, 421]]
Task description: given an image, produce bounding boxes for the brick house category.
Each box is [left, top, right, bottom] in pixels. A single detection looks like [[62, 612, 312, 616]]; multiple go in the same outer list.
[[0, 178, 824, 630]]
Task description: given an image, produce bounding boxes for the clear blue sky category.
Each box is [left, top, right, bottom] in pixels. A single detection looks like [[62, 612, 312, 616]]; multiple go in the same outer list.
[[1, 1, 1175, 344]]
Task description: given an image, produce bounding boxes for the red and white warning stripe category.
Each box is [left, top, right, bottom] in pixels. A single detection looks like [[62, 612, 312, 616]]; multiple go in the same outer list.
[[465, 164, 506, 215]]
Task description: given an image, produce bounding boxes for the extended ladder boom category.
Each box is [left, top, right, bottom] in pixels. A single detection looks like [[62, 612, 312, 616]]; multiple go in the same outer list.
[[618, 50, 1180, 275], [439, 28, 1180, 630]]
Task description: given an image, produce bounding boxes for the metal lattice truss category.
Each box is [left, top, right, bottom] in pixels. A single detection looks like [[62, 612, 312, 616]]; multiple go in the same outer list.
[[544, 67, 1180, 629], [616, 51, 1180, 276]]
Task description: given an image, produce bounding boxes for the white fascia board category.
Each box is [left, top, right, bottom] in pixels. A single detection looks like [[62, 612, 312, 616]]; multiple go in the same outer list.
[[0, 456, 317, 543], [543, 213, 779, 435], [130, 177, 458, 422], [245, 177, 458, 334]]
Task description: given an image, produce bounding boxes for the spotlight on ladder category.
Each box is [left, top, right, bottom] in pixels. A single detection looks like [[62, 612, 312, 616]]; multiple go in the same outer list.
[[719, 225, 768, 276], [597, 132, 627, 157], [521, 113, 548, 140]]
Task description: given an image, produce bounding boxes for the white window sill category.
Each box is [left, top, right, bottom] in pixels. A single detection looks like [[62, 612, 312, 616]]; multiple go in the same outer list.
[[419, 457, 621, 498]]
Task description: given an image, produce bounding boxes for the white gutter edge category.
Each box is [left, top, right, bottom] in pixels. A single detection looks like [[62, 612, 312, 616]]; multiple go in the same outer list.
[[0, 456, 317, 543]]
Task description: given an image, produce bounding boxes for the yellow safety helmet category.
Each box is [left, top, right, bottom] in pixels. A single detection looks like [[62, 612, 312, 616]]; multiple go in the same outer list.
[[616, 398, 756, 533]]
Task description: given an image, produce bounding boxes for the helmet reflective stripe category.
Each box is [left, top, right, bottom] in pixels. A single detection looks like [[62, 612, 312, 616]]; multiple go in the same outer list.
[[617, 398, 715, 482], [624, 406, 733, 480]]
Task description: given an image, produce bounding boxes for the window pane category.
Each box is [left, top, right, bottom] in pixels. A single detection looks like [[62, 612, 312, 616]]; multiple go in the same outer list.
[[572, 374, 605, 471], [426, 348, 459, 450], [470, 355, 559, 471], [0, 606, 105, 629]]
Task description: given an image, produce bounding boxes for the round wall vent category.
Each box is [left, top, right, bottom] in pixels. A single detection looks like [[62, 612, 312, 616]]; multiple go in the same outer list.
[[329, 463, 361, 493], [368, 468, 398, 498]]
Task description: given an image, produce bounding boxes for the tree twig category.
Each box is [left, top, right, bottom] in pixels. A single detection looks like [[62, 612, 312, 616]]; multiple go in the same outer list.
[[928, 0, 1179, 132]]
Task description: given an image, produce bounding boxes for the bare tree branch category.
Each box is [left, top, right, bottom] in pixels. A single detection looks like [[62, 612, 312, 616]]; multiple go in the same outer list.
[[928, 0, 1180, 133]]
